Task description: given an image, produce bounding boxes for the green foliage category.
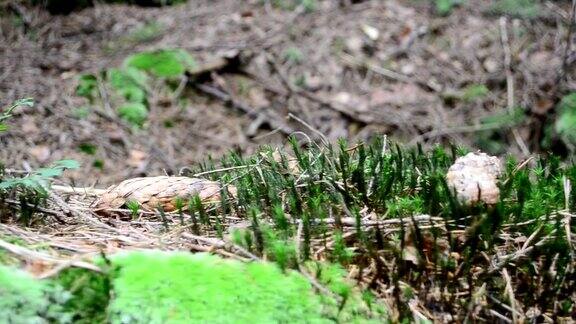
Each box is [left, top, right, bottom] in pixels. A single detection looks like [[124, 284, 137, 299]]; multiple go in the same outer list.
[[54, 268, 111, 323], [0, 265, 72, 323], [0, 159, 80, 195], [271, 0, 316, 12], [107, 68, 149, 93], [118, 103, 148, 127], [79, 143, 98, 155], [76, 75, 98, 99], [435, 0, 462, 16], [461, 84, 489, 102], [0, 98, 34, 132], [284, 47, 304, 64], [488, 0, 539, 18], [76, 50, 193, 127], [125, 49, 196, 78], [125, 22, 164, 43], [555, 93, 576, 149], [180, 138, 576, 320], [108, 251, 348, 323]]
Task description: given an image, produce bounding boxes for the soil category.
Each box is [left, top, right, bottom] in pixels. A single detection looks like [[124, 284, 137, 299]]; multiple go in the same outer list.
[[1, 0, 575, 186]]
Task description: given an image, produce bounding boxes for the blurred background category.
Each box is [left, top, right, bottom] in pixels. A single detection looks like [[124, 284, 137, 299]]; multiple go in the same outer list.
[[1, 0, 575, 186]]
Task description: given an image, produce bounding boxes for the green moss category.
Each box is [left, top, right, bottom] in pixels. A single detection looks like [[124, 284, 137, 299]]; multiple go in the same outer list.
[[54, 268, 111, 323], [0, 265, 72, 323], [109, 251, 336, 323]]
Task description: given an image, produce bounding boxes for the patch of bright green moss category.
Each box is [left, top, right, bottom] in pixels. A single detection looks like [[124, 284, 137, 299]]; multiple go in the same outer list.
[[109, 251, 335, 323], [0, 265, 71, 323]]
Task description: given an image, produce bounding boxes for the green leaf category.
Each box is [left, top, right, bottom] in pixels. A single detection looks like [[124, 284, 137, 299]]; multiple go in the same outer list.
[[76, 75, 98, 98], [118, 103, 148, 127], [107, 68, 148, 90], [79, 143, 98, 155], [125, 49, 196, 78], [462, 84, 489, 102], [117, 86, 147, 103], [489, 0, 539, 18], [36, 168, 64, 178], [436, 0, 455, 15], [0, 124, 8, 132], [53, 159, 81, 169], [13, 98, 34, 108]]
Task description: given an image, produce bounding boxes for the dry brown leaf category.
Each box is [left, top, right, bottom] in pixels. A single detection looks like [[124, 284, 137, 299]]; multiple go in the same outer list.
[[91, 176, 236, 215]]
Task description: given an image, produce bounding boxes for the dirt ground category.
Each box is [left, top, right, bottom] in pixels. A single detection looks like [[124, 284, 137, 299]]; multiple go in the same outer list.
[[1, 0, 575, 186]]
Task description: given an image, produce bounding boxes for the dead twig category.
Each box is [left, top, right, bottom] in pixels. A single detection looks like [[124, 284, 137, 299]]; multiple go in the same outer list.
[[0, 237, 101, 275], [499, 17, 530, 157]]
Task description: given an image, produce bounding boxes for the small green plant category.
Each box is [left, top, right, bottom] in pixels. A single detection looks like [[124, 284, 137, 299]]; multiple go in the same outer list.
[[126, 200, 141, 219], [126, 22, 164, 43], [125, 49, 196, 78], [76, 75, 98, 100], [78, 143, 97, 155], [488, 0, 539, 18], [284, 47, 304, 64], [76, 49, 194, 127], [0, 98, 34, 132], [0, 159, 80, 195], [270, 0, 316, 12], [461, 84, 489, 102], [118, 102, 148, 127], [434, 0, 462, 16]]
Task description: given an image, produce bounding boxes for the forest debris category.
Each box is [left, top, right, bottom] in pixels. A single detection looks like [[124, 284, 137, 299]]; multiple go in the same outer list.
[[361, 24, 380, 41], [91, 176, 235, 214], [446, 152, 502, 205]]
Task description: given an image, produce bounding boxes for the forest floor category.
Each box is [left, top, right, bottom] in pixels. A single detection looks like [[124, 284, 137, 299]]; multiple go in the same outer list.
[[1, 1, 576, 322], [1, 0, 575, 187]]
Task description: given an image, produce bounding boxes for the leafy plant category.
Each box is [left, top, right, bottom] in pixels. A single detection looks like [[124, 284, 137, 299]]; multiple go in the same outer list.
[[125, 49, 196, 78], [75, 50, 193, 127], [118, 102, 148, 127], [271, 0, 316, 12], [488, 0, 539, 18], [0, 159, 80, 195], [76, 75, 98, 100], [0, 98, 34, 132], [461, 84, 489, 102], [283, 47, 304, 64], [435, 0, 462, 16], [125, 22, 164, 43]]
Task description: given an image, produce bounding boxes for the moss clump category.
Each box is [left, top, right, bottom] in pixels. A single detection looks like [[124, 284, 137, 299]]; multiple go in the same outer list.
[[0, 251, 386, 322], [0, 265, 72, 323], [109, 251, 339, 323]]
